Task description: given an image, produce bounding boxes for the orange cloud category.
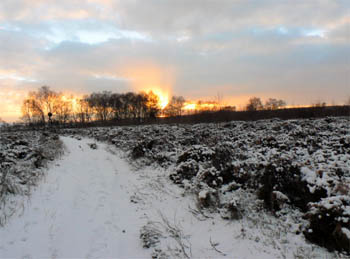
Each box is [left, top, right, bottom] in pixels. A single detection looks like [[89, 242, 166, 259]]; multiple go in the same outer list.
[[0, 88, 27, 122]]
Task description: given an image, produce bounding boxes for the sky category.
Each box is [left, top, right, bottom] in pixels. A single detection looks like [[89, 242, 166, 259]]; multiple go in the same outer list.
[[0, 0, 349, 122]]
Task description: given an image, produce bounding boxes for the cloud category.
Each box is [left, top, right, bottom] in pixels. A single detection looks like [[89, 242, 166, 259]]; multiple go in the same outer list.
[[0, 0, 349, 122]]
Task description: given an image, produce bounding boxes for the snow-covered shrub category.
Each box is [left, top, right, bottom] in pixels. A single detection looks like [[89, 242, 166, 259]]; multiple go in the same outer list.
[[258, 164, 328, 212], [196, 189, 219, 210], [0, 131, 63, 225], [219, 197, 243, 220], [304, 196, 350, 253], [170, 159, 199, 184], [62, 116, 350, 253], [211, 143, 236, 185], [0, 168, 20, 198], [177, 145, 215, 164], [196, 166, 222, 187], [131, 142, 147, 159]]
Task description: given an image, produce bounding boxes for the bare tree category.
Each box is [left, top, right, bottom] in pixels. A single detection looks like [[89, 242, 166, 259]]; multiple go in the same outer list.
[[146, 91, 161, 119], [264, 98, 286, 110], [21, 86, 60, 124], [110, 93, 123, 120], [125, 92, 138, 119], [21, 96, 45, 123], [246, 97, 263, 111], [120, 93, 133, 119], [38, 86, 59, 115], [108, 92, 149, 121], [54, 95, 73, 123], [134, 92, 148, 120], [87, 91, 113, 121], [164, 96, 186, 117], [21, 99, 34, 123], [75, 96, 92, 123]]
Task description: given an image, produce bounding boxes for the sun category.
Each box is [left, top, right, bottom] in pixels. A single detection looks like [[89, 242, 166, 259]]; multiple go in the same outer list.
[[157, 93, 169, 109], [122, 64, 173, 110], [148, 88, 169, 109]]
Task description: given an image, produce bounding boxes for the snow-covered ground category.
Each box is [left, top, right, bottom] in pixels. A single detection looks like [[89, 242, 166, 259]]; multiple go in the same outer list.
[[68, 117, 350, 252], [0, 136, 339, 258], [0, 137, 151, 258]]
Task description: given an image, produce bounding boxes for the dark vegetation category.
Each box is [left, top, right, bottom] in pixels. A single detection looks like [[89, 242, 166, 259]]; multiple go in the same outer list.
[[7, 104, 349, 133], [63, 116, 350, 254], [155, 105, 350, 124], [0, 131, 62, 225]]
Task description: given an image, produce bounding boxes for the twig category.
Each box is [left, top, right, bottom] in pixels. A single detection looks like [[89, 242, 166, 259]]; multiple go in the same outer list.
[[188, 205, 213, 221], [210, 237, 226, 256], [158, 211, 192, 258]]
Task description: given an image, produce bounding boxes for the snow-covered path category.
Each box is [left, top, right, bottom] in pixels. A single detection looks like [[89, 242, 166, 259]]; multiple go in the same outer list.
[[0, 137, 150, 259]]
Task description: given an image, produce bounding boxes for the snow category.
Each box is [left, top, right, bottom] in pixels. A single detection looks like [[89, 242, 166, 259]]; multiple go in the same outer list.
[[272, 191, 290, 202], [61, 116, 350, 255], [0, 137, 150, 259], [342, 228, 350, 240], [301, 166, 317, 184], [0, 136, 340, 258], [198, 190, 208, 199]]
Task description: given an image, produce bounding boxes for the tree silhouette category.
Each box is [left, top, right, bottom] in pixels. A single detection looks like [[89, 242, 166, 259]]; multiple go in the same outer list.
[[265, 98, 286, 110], [246, 97, 263, 111], [146, 91, 160, 119], [164, 96, 185, 116], [21, 86, 60, 124]]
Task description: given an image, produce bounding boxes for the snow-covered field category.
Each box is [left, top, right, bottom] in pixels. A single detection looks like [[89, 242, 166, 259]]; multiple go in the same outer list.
[[1, 117, 350, 258]]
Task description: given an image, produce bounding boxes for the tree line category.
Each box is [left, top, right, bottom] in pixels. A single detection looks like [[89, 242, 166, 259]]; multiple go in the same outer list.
[[20, 86, 188, 125], [245, 97, 287, 111], [10, 86, 349, 127], [20, 86, 293, 125]]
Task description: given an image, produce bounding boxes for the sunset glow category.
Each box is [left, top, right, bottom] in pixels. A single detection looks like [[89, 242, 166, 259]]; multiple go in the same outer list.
[[123, 64, 173, 110], [151, 89, 169, 109], [61, 95, 81, 112], [183, 101, 222, 111], [0, 1, 348, 122], [183, 103, 196, 110]]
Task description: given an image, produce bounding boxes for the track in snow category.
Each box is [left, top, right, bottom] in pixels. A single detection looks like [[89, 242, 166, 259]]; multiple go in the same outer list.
[[0, 137, 150, 259]]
